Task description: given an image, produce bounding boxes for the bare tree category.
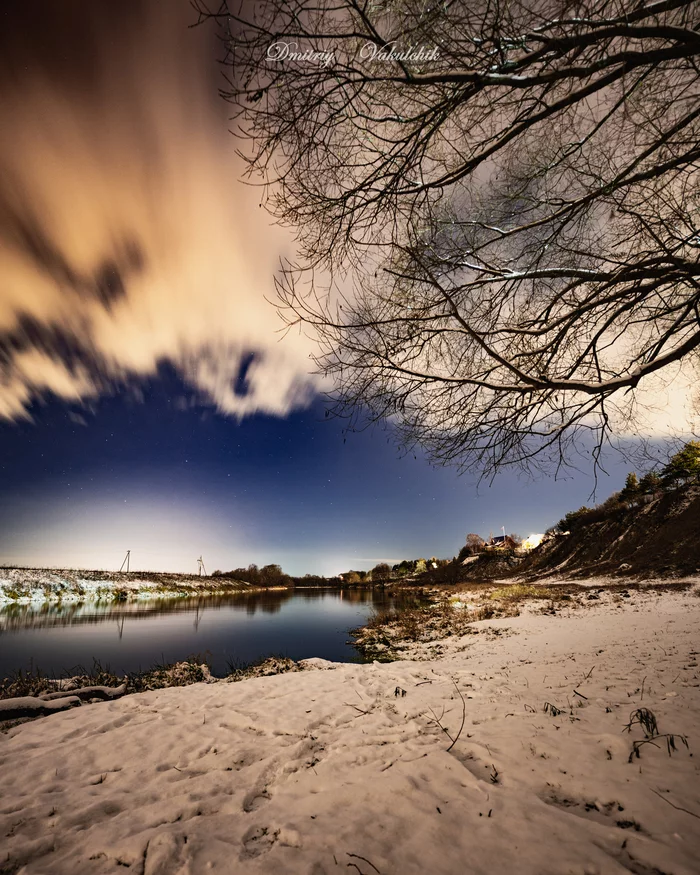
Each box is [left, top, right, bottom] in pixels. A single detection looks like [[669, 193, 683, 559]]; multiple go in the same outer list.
[[465, 533, 486, 555], [370, 561, 392, 581], [195, 0, 700, 475]]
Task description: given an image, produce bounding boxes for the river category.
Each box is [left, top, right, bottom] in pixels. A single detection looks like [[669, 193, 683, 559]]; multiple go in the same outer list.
[[0, 587, 418, 679]]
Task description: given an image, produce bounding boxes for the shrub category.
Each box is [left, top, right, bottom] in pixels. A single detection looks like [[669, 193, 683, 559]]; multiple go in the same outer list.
[[556, 506, 592, 532], [370, 562, 392, 582], [661, 440, 700, 486], [638, 471, 662, 493], [620, 472, 640, 501]]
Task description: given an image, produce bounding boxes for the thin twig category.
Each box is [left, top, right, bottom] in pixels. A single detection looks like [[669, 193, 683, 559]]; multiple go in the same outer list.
[[347, 852, 381, 873], [650, 788, 700, 820], [447, 679, 467, 752], [426, 707, 455, 744], [344, 703, 370, 716]]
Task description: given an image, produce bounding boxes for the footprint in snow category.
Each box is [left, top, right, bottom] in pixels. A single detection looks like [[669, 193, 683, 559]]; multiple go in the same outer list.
[[241, 825, 279, 858], [242, 788, 271, 812]]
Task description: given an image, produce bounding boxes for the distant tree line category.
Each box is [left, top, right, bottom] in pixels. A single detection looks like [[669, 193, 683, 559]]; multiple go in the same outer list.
[[211, 563, 350, 588], [212, 564, 294, 587]]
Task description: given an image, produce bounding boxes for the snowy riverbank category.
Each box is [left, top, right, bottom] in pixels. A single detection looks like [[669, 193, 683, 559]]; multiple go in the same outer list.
[[0, 567, 263, 606], [1, 586, 699, 874]]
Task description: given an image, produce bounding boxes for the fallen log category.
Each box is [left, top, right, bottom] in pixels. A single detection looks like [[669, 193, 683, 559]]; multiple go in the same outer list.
[[38, 684, 127, 702], [0, 695, 82, 721]]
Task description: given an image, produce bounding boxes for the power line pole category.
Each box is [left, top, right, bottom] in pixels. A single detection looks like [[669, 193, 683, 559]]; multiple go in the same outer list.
[[119, 550, 131, 573], [197, 556, 207, 577]]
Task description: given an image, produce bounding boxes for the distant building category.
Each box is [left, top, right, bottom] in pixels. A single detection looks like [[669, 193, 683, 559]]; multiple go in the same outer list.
[[520, 533, 546, 552], [488, 534, 518, 550]]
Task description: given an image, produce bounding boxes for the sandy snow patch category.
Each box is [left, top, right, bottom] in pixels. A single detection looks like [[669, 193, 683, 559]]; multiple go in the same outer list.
[[1, 591, 699, 874]]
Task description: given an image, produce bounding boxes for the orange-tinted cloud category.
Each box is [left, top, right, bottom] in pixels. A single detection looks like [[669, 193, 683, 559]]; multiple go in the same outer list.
[[0, 0, 319, 421]]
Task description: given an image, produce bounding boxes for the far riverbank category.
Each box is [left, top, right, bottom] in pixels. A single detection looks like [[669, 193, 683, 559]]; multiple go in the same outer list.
[[0, 566, 280, 606]]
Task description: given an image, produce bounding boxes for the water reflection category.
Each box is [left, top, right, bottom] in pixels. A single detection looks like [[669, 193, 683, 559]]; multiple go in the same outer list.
[[0, 587, 386, 631], [0, 591, 289, 631], [0, 588, 417, 678]]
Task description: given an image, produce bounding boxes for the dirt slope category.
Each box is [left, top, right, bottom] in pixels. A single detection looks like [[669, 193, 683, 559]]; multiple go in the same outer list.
[[523, 484, 700, 579]]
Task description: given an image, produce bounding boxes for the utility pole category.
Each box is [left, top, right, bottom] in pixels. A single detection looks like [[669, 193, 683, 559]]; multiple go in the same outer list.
[[119, 550, 131, 573], [197, 556, 207, 577]]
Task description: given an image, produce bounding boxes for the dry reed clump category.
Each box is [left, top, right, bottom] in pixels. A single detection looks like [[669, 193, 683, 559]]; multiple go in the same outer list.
[[225, 655, 300, 682], [488, 583, 575, 605], [363, 602, 467, 642], [354, 598, 517, 658], [0, 656, 212, 702], [623, 707, 690, 763]]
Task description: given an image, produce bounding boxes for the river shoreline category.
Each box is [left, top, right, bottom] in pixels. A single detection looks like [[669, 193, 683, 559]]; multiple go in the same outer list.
[[351, 576, 699, 659]]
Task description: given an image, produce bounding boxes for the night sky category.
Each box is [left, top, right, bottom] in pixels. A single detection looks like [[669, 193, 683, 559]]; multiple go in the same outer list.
[[0, 1, 653, 575]]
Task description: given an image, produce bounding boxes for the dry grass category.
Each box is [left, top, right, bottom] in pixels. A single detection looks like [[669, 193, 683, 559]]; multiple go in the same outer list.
[[488, 584, 573, 604], [354, 597, 517, 658], [0, 656, 211, 703]]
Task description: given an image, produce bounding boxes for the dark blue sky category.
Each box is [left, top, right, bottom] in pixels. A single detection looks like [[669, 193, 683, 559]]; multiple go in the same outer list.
[[0, 367, 633, 575]]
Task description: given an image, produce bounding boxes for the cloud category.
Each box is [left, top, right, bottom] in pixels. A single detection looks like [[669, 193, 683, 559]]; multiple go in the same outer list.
[[0, 1, 319, 422], [610, 363, 700, 439]]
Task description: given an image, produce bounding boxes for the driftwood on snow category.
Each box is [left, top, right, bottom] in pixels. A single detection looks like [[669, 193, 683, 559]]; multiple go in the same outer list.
[[38, 684, 127, 702], [0, 695, 83, 721], [0, 684, 127, 721]]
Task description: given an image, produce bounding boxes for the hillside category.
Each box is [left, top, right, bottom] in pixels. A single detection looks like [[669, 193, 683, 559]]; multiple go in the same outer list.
[[521, 484, 700, 580]]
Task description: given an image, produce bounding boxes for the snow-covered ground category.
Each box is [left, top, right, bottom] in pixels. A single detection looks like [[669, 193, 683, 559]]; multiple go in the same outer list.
[[0, 567, 255, 606], [1, 587, 699, 874]]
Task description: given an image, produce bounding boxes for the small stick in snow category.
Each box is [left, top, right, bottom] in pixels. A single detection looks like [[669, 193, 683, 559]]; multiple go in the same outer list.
[[573, 689, 588, 700], [347, 853, 380, 874], [582, 665, 595, 681], [426, 707, 455, 744], [650, 788, 700, 820], [446, 679, 466, 753], [344, 703, 370, 716]]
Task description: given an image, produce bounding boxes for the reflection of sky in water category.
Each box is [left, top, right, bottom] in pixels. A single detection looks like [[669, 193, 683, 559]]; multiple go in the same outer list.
[[0, 589, 417, 678]]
